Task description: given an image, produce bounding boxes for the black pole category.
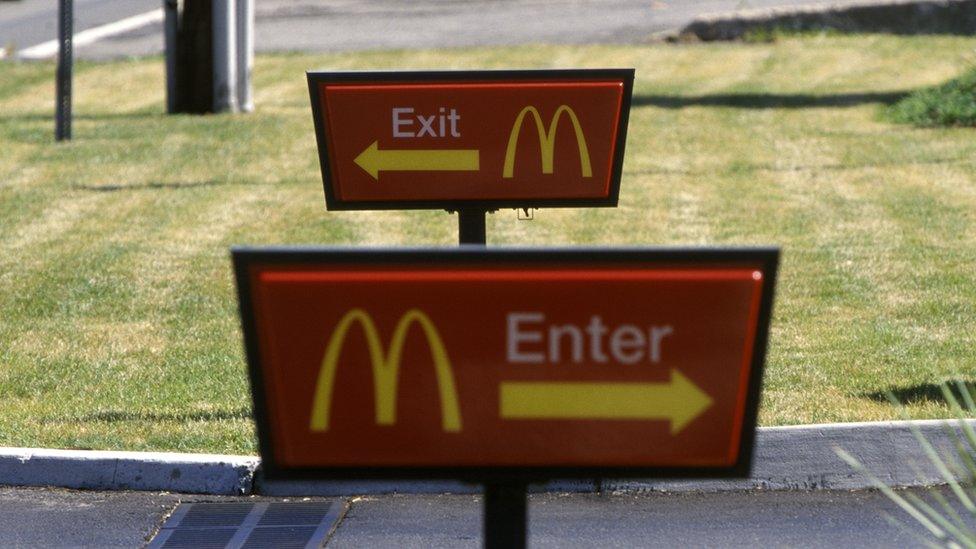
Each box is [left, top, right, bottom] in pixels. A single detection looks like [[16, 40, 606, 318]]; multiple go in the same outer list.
[[56, 0, 73, 141], [483, 481, 527, 549], [457, 208, 486, 245], [164, 0, 179, 114]]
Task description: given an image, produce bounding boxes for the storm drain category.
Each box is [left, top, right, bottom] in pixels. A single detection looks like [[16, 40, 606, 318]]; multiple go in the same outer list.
[[147, 501, 345, 549]]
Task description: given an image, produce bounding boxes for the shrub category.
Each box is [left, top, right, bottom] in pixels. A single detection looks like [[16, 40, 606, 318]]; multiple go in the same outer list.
[[887, 67, 976, 127]]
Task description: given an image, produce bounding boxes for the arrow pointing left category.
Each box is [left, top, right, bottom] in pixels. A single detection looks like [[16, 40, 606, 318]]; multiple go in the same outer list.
[[354, 141, 480, 181]]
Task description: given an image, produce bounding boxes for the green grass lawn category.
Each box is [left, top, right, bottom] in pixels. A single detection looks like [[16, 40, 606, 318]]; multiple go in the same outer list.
[[1, 35, 975, 454]]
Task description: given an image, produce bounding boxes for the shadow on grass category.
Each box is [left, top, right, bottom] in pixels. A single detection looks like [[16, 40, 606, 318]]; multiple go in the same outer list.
[[0, 112, 165, 123], [863, 382, 975, 406], [72, 179, 298, 192], [632, 91, 909, 110], [60, 407, 252, 424], [72, 181, 226, 192]]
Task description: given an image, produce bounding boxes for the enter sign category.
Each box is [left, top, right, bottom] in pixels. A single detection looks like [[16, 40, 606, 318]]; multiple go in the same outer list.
[[235, 248, 779, 480]]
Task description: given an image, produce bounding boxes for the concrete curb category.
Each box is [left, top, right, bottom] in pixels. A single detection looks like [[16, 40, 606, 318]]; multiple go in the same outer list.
[[0, 448, 258, 496], [610, 419, 976, 493], [1, 420, 974, 496], [675, 0, 976, 41]]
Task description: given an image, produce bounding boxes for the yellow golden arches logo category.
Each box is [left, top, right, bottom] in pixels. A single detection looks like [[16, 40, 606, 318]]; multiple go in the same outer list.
[[309, 308, 462, 433], [502, 105, 593, 179]]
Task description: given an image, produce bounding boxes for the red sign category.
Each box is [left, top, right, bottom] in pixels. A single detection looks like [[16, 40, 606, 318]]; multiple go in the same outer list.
[[307, 70, 633, 210], [235, 249, 777, 480]]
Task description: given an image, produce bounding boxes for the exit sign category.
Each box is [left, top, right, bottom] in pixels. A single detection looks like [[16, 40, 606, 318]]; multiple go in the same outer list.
[[307, 69, 633, 210]]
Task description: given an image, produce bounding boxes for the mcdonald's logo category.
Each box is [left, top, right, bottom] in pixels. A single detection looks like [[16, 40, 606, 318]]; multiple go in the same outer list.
[[309, 308, 463, 433], [502, 105, 593, 179]]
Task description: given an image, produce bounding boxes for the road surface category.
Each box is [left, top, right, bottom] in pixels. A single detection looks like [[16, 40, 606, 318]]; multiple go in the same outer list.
[[0, 485, 953, 547], [2, 0, 873, 60], [0, 0, 156, 58]]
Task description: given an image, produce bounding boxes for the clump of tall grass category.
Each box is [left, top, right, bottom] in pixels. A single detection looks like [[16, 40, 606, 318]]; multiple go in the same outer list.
[[837, 381, 976, 547], [887, 67, 976, 127]]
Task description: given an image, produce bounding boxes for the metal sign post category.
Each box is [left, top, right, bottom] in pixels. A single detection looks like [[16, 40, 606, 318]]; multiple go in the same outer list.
[[55, 0, 73, 141], [484, 481, 528, 549], [457, 206, 520, 542], [457, 208, 487, 246]]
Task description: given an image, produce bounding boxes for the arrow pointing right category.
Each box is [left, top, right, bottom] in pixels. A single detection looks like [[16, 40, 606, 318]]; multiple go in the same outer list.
[[498, 369, 713, 435]]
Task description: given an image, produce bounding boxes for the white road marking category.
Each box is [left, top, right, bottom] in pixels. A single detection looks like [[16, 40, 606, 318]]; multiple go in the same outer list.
[[17, 8, 163, 60]]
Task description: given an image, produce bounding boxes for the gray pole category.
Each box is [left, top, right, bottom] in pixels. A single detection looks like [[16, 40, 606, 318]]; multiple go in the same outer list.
[[212, 0, 238, 113], [55, 0, 73, 141], [235, 0, 253, 112], [164, 0, 179, 114]]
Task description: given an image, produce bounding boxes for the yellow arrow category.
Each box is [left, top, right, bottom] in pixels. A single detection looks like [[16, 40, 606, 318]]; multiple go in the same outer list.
[[498, 369, 713, 435], [354, 141, 480, 180]]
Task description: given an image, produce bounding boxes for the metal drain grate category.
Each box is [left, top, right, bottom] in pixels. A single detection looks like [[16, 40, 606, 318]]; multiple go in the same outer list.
[[147, 501, 343, 549]]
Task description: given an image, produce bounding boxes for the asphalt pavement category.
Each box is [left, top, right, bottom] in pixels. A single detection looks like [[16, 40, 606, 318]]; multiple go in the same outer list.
[[0, 0, 156, 56], [0, 485, 952, 548], [1, 0, 874, 60], [330, 489, 926, 548]]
